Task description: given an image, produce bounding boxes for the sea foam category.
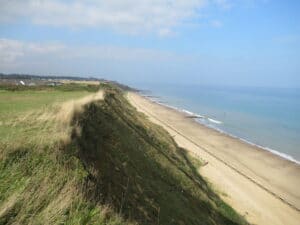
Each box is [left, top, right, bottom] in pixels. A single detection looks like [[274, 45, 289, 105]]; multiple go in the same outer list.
[[207, 118, 223, 124], [141, 93, 300, 165]]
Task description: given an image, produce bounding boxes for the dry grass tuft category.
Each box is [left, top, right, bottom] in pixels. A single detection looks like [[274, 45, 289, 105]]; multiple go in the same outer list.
[[1, 91, 104, 151], [55, 90, 103, 125], [0, 192, 21, 218], [39, 181, 77, 223]]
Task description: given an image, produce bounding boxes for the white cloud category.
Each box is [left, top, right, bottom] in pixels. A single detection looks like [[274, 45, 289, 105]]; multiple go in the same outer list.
[[0, 0, 208, 36], [158, 28, 176, 37], [0, 39, 24, 63], [0, 38, 195, 80], [213, 0, 233, 10], [210, 20, 222, 28], [0, 38, 189, 71], [0, 38, 65, 65], [0, 1, 269, 36]]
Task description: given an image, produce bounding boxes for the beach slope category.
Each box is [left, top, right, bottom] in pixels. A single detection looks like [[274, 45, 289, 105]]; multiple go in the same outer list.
[[127, 92, 300, 225]]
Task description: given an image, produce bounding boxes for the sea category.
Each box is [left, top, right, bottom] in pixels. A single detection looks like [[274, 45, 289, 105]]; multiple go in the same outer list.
[[128, 82, 300, 164]]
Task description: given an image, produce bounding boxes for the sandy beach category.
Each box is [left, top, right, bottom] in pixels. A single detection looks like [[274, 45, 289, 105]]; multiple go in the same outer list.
[[127, 92, 300, 225]]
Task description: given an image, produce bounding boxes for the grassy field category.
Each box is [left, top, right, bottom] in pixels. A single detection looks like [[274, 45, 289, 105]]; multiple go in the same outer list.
[[0, 84, 127, 224], [0, 83, 247, 225], [0, 84, 99, 152]]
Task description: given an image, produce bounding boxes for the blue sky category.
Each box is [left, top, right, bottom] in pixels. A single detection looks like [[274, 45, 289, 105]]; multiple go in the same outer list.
[[0, 0, 299, 87]]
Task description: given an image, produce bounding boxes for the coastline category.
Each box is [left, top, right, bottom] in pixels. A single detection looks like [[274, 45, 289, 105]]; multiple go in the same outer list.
[[127, 91, 300, 225], [142, 92, 300, 165]]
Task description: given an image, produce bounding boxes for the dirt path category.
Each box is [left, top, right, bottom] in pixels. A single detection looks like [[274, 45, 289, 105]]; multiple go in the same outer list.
[[127, 92, 300, 225]]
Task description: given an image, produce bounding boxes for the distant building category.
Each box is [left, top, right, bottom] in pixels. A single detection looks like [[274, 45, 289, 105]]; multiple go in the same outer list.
[[46, 81, 62, 86]]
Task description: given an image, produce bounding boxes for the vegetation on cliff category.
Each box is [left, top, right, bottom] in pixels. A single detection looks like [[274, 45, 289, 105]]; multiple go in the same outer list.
[[0, 83, 247, 225]]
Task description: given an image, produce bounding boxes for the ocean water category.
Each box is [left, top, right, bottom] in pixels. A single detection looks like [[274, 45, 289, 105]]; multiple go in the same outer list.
[[129, 83, 300, 163]]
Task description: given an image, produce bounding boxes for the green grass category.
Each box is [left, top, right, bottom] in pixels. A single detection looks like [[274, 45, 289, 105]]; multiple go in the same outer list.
[[0, 83, 129, 225], [0, 83, 248, 225], [0, 84, 100, 150], [0, 84, 97, 118]]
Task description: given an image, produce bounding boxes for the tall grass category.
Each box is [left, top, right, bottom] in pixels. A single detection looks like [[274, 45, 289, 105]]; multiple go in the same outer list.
[[0, 84, 130, 224], [0, 83, 247, 225]]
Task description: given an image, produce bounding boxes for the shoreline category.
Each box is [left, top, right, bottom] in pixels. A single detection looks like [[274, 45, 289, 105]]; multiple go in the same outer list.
[[127, 91, 300, 225], [141, 92, 300, 165]]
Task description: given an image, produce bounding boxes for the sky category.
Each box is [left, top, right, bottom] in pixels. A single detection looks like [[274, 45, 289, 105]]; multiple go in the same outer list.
[[0, 0, 299, 87]]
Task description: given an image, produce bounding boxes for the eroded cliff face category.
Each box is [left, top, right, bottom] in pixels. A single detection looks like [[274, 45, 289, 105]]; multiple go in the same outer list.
[[0, 83, 246, 225], [68, 86, 246, 225]]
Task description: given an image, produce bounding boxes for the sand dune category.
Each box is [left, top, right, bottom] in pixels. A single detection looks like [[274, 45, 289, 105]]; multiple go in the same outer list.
[[127, 92, 300, 225]]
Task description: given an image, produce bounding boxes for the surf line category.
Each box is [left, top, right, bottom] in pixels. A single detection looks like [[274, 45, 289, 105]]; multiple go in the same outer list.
[[128, 93, 300, 213]]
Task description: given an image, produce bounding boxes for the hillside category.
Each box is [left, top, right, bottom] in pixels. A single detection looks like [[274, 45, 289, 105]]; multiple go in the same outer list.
[[0, 83, 247, 225]]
